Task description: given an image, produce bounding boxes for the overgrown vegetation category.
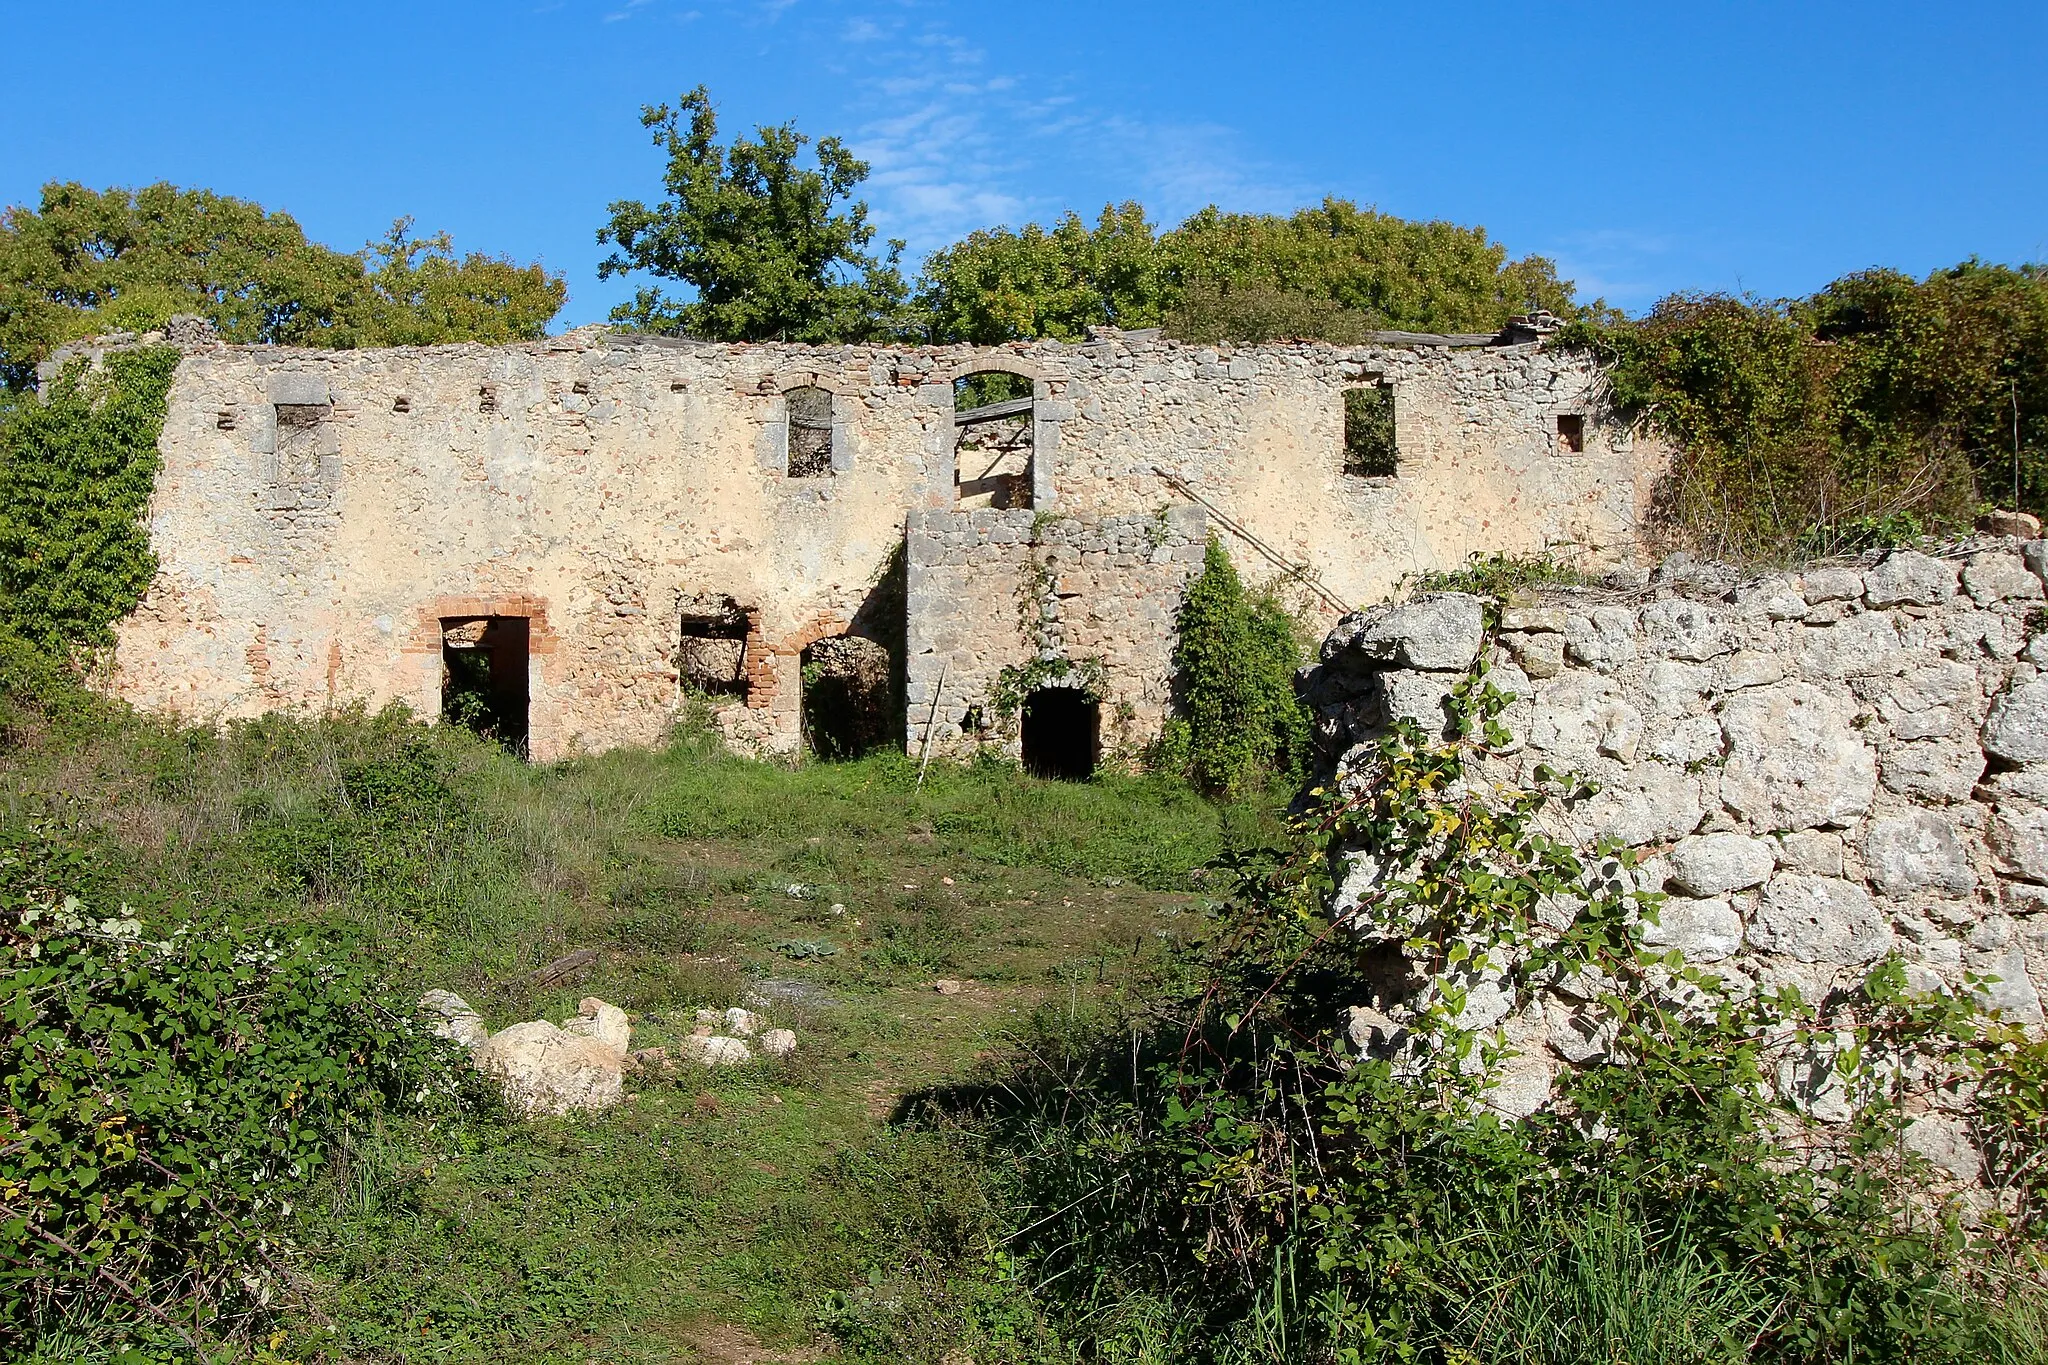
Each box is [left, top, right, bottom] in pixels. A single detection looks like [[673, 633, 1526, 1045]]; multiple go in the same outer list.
[[915, 197, 1594, 345], [0, 184, 565, 387], [945, 668, 2048, 1364], [0, 346, 176, 652], [1567, 263, 2048, 558], [1155, 539, 1308, 795]]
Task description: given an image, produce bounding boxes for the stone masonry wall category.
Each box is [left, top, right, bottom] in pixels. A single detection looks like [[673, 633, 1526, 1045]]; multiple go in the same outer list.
[[1301, 542, 2048, 1176], [103, 323, 1663, 759], [906, 506, 1208, 761]]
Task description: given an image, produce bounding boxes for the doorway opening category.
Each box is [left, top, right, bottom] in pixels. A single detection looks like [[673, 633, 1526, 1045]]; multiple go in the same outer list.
[[954, 371, 1034, 509], [678, 596, 753, 698], [801, 635, 894, 760], [1020, 687, 1099, 780], [442, 616, 530, 755]]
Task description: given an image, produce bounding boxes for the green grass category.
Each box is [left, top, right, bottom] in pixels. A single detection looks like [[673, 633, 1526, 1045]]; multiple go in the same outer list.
[[0, 694, 1274, 1362]]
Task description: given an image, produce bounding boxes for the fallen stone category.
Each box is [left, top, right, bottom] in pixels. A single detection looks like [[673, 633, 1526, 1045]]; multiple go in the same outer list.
[[933, 979, 964, 995], [723, 1006, 761, 1037], [419, 989, 489, 1050], [1863, 550, 1959, 607], [679, 1034, 754, 1066], [1979, 510, 2043, 539], [1667, 833, 1776, 896], [759, 1028, 798, 1058], [474, 1021, 627, 1118], [1862, 812, 1978, 897], [1750, 874, 1892, 965], [561, 997, 631, 1053]]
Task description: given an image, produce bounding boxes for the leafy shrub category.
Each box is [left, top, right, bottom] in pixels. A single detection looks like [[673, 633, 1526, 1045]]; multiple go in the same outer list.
[[865, 890, 963, 974], [957, 667, 2048, 1363], [1573, 263, 2048, 559], [1158, 538, 1308, 795], [0, 822, 456, 1354], [0, 347, 176, 652]]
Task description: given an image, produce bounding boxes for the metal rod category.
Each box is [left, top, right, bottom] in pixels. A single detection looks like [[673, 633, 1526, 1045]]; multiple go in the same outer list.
[[1151, 464, 1351, 614]]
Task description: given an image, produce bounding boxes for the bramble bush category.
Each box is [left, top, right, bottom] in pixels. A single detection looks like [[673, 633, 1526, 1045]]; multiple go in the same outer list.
[[0, 822, 460, 1359]]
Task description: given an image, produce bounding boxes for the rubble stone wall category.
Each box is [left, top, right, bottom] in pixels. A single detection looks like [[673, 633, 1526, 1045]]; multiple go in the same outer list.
[[905, 506, 1208, 761], [103, 324, 1662, 758], [1301, 543, 2048, 1167]]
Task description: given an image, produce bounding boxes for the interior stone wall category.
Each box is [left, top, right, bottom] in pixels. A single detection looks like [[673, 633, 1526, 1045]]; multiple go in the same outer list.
[[1301, 542, 2048, 1177], [104, 324, 1665, 758]]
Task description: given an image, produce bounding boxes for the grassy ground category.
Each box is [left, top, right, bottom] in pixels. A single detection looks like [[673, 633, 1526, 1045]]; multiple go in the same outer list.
[[2, 697, 1277, 1363]]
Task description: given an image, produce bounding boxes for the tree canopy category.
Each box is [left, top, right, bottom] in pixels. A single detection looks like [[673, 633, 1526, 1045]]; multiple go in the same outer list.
[[596, 86, 907, 342], [912, 197, 1594, 345], [0, 183, 566, 388]]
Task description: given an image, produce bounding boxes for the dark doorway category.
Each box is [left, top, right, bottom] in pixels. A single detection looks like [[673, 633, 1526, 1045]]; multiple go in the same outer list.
[[1021, 687, 1099, 780], [801, 635, 894, 760], [442, 616, 530, 755]]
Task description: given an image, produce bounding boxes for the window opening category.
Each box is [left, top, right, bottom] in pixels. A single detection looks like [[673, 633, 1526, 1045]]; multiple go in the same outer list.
[[1556, 414, 1586, 454], [1020, 686, 1098, 780], [678, 596, 752, 696], [785, 385, 834, 478], [441, 616, 530, 756], [954, 371, 1034, 508], [1342, 384, 1397, 478], [801, 635, 893, 760]]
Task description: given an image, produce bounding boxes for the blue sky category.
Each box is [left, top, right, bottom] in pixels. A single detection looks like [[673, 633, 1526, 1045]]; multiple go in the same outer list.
[[3, 0, 2043, 326]]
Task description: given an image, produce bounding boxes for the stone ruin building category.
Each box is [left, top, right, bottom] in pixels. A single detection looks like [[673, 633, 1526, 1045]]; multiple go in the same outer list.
[[86, 316, 1665, 768]]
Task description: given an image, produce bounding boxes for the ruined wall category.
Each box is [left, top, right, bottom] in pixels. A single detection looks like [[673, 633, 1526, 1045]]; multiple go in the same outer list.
[[1301, 542, 2048, 1171], [905, 506, 1208, 761], [109, 324, 1662, 759]]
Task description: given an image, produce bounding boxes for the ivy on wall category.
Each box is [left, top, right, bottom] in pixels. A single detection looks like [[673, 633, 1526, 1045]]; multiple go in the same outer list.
[[0, 347, 176, 654]]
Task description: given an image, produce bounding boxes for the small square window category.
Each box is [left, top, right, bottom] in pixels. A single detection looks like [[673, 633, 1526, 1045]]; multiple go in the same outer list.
[[1343, 384, 1397, 478], [1556, 414, 1586, 454]]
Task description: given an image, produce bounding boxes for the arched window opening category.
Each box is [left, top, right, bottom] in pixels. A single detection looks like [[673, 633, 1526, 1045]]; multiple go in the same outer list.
[[954, 371, 1034, 508], [801, 635, 893, 760], [1020, 686, 1098, 780], [786, 385, 834, 478], [442, 616, 530, 757]]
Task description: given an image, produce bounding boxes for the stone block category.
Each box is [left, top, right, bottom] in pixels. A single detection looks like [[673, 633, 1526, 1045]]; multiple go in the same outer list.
[[1719, 683, 1877, 832], [1879, 738, 1986, 803], [1861, 812, 1977, 896], [1641, 895, 1743, 962], [1863, 550, 1959, 607], [266, 372, 330, 406], [1667, 832, 1776, 896], [1983, 679, 2048, 763], [1793, 613, 1905, 679], [1323, 595, 1484, 672], [1776, 830, 1844, 876], [1990, 803, 2048, 883], [1964, 551, 2045, 604], [1750, 874, 1892, 965], [1639, 598, 1736, 661], [1801, 567, 1865, 603]]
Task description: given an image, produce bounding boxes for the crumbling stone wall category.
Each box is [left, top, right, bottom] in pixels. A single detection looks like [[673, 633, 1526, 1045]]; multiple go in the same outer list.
[[106, 323, 1662, 758], [906, 506, 1208, 762], [1300, 542, 2048, 1174]]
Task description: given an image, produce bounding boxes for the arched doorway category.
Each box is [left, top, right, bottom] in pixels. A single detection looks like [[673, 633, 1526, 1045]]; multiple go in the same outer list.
[[1021, 686, 1098, 780]]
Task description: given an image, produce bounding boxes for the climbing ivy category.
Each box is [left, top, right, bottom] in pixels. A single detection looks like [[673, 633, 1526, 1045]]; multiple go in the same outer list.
[[0, 348, 177, 654], [1156, 537, 1308, 794]]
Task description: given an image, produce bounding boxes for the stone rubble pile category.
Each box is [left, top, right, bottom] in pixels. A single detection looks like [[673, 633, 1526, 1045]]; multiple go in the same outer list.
[[418, 991, 799, 1117], [1300, 541, 2048, 1181]]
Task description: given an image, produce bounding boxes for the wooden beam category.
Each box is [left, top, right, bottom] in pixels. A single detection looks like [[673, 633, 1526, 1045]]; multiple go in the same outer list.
[[953, 396, 1034, 426]]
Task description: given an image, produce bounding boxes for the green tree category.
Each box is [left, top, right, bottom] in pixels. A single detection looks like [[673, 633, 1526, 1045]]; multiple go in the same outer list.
[[1164, 538, 1307, 794], [597, 86, 907, 342], [916, 202, 1165, 343], [0, 183, 566, 389], [1582, 261, 2048, 557], [1161, 198, 1592, 340]]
